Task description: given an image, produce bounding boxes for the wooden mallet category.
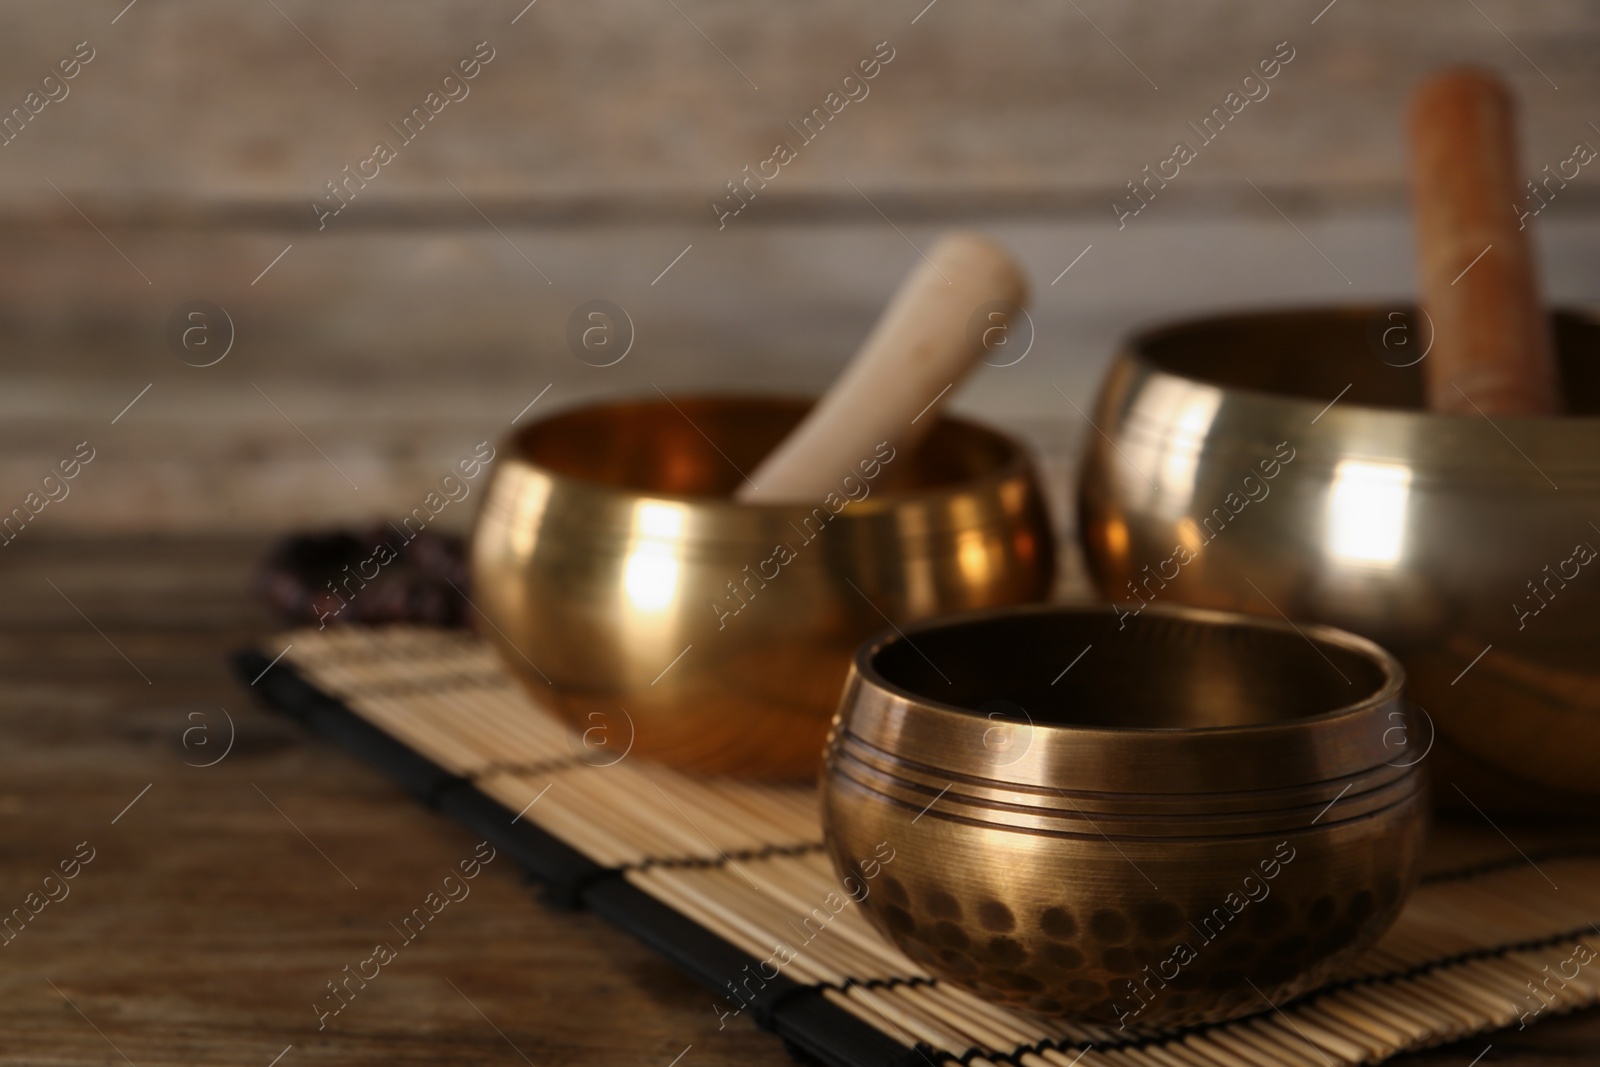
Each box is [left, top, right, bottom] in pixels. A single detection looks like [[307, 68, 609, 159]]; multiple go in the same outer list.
[[1409, 66, 1561, 415], [738, 231, 1028, 503]]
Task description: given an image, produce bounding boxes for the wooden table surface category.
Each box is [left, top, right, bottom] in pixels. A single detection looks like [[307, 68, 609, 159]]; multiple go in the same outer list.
[[4, 533, 1597, 1066]]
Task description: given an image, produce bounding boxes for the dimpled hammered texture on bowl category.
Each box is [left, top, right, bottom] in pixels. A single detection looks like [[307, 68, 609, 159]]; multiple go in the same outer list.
[[821, 604, 1428, 1031]]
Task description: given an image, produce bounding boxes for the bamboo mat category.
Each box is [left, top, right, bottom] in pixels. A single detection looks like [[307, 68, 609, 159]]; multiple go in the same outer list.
[[247, 625, 1600, 1067]]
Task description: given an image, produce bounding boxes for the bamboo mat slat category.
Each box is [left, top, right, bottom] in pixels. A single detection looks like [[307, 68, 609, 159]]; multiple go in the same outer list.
[[251, 625, 1600, 1067]]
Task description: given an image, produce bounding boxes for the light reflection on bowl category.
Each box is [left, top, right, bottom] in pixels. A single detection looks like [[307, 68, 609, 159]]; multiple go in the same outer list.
[[470, 394, 1056, 779], [1079, 306, 1600, 805]]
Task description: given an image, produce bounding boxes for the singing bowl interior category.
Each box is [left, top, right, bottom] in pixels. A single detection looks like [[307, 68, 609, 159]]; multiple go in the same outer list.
[[833, 603, 1413, 802], [470, 394, 1055, 779], [1135, 307, 1600, 414], [514, 395, 1018, 498], [1077, 306, 1600, 802], [870, 606, 1390, 730]]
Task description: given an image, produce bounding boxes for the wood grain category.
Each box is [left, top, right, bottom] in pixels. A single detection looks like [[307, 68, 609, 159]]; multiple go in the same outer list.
[[0, 1, 1596, 219], [8, 214, 1600, 535], [1, 1, 1598, 533], [2, 533, 1598, 1065], [0, 535, 788, 1067], [1409, 67, 1558, 414]]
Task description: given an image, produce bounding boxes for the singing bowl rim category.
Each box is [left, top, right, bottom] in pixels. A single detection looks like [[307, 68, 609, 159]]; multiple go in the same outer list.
[[852, 601, 1404, 735], [1122, 303, 1600, 426], [836, 602, 1409, 796], [1110, 305, 1600, 488], [500, 391, 1041, 516]]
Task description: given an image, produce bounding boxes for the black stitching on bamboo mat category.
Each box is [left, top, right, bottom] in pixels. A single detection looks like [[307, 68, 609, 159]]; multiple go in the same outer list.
[[1422, 844, 1600, 884], [234, 648, 923, 1067], [883, 916, 1600, 1065], [633, 841, 828, 871], [473, 760, 827, 871], [283, 683, 826, 874], [232, 649, 468, 805], [350, 670, 517, 697], [861, 976, 940, 990], [314, 648, 1600, 885], [806, 978, 1025, 1066], [473, 757, 583, 778], [780, 863, 1600, 1063], [460, 759, 827, 873], [237, 644, 1600, 1067]]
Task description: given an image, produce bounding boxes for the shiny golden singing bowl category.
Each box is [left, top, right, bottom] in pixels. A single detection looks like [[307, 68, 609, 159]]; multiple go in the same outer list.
[[821, 604, 1426, 1030], [469, 395, 1054, 779], [1078, 307, 1600, 807]]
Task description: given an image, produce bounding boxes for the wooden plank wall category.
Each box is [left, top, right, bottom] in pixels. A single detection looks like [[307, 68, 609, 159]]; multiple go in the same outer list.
[[3, 1, 1598, 533]]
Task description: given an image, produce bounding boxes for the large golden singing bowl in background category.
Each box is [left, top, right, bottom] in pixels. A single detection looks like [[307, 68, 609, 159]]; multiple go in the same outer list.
[[1079, 308, 1600, 807], [821, 604, 1426, 1030], [470, 395, 1054, 779]]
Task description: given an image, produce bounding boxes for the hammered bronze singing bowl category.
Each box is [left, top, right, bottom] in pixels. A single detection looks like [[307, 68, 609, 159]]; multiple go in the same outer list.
[[1078, 307, 1600, 802], [821, 604, 1427, 1030], [469, 395, 1055, 779]]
